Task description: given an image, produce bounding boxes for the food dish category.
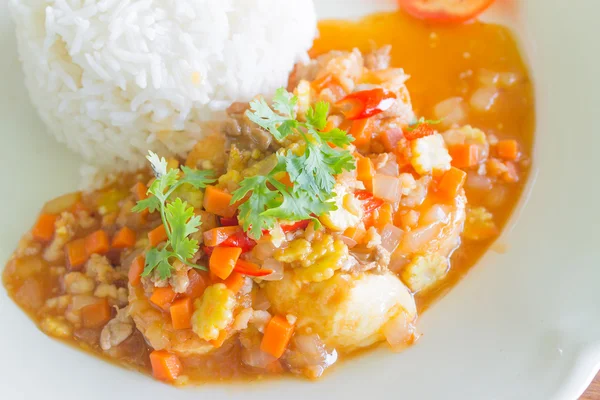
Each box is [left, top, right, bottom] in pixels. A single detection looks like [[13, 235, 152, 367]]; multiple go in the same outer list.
[[0, 0, 596, 396]]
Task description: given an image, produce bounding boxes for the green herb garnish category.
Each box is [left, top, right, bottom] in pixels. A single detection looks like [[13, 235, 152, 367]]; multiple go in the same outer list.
[[132, 152, 214, 279], [233, 88, 356, 239], [407, 117, 443, 131]]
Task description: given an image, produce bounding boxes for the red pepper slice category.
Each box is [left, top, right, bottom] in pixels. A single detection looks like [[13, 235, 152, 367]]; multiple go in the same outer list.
[[281, 220, 310, 233], [354, 190, 385, 214], [204, 229, 256, 257], [234, 259, 273, 277], [398, 0, 495, 24], [336, 88, 396, 120]]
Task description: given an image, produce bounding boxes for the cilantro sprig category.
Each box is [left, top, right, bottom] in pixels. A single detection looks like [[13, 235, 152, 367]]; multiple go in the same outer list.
[[132, 152, 214, 279], [233, 88, 356, 239]]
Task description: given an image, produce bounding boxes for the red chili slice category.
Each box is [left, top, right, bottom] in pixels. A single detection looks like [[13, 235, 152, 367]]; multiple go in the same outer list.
[[398, 0, 495, 23], [336, 88, 396, 120], [234, 259, 273, 277], [404, 123, 436, 141], [219, 216, 239, 227], [281, 220, 310, 233], [354, 190, 385, 214]]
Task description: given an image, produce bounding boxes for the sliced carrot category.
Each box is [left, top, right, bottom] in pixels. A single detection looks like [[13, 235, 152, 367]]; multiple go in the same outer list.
[[502, 161, 519, 183], [170, 297, 193, 330], [496, 139, 519, 160], [344, 226, 366, 243], [132, 182, 148, 200], [81, 297, 111, 328], [149, 350, 182, 382], [260, 315, 295, 359], [65, 238, 88, 270], [349, 118, 371, 147], [203, 226, 241, 247], [209, 247, 242, 280], [32, 213, 57, 241], [209, 329, 229, 348], [148, 224, 168, 247], [203, 186, 236, 218], [375, 203, 393, 230], [380, 128, 404, 152], [449, 144, 481, 169], [276, 172, 294, 188], [185, 269, 209, 299], [112, 226, 137, 249], [437, 167, 467, 201], [356, 156, 375, 192], [150, 287, 178, 311], [222, 271, 246, 293], [128, 255, 145, 286], [84, 230, 110, 256]]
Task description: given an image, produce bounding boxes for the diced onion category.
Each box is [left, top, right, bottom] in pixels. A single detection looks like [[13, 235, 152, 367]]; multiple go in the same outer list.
[[470, 87, 499, 112], [376, 155, 399, 177], [339, 235, 358, 248], [373, 174, 401, 202], [253, 241, 277, 261], [380, 224, 403, 253], [477, 69, 500, 87], [260, 258, 284, 281], [433, 97, 467, 128], [399, 222, 442, 254], [420, 205, 450, 226], [466, 173, 492, 191], [43, 192, 82, 214], [242, 347, 277, 369], [388, 254, 410, 274], [252, 291, 271, 311]]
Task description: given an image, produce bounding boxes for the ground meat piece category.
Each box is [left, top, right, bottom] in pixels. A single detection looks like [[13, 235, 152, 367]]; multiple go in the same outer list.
[[64, 272, 95, 294], [364, 45, 392, 71], [43, 212, 76, 262], [75, 210, 97, 229], [222, 111, 272, 151], [15, 233, 42, 257], [100, 307, 134, 351], [349, 245, 391, 274], [85, 254, 122, 284], [169, 266, 190, 294]]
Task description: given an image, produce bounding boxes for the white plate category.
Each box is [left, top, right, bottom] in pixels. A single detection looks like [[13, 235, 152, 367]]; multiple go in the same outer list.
[[1, 0, 599, 399]]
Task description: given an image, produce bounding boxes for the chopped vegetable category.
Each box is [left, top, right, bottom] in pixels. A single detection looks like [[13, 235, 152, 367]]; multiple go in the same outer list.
[[209, 247, 242, 280], [404, 118, 439, 140], [111, 226, 136, 249], [148, 224, 168, 247], [32, 213, 57, 242], [132, 181, 148, 200], [65, 238, 88, 270], [203, 186, 237, 218], [234, 88, 355, 239], [380, 128, 404, 152], [437, 167, 467, 200], [203, 226, 242, 247], [150, 287, 178, 311], [260, 315, 295, 359], [449, 143, 481, 168], [219, 216, 239, 227], [495, 139, 519, 160], [222, 271, 246, 293], [336, 88, 396, 120], [349, 118, 371, 147], [355, 190, 385, 214], [398, 0, 495, 23], [128, 255, 145, 286], [234, 259, 273, 277], [185, 269, 209, 299], [356, 156, 375, 192], [85, 230, 110, 256], [170, 297, 193, 330], [132, 152, 214, 279], [375, 203, 394, 230], [150, 350, 182, 382], [81, 298, 111, 328]]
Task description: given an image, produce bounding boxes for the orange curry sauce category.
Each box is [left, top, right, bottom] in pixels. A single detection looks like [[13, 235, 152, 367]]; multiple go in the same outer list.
[[313, 11, 534, 309], [3, 11, 534, 381]]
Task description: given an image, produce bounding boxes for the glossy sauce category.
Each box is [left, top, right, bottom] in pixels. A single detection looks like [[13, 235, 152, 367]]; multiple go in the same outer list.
[[313, 11, 534, 310]]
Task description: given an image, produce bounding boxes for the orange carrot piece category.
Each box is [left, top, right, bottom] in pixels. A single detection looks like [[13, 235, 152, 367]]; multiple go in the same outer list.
[[150, 287, 178, 311], [209, 330, 229, 348], [344, 226, 366, 243], [203, 186, 236, 218], [128, 255, 145, 286], [222, 271, 246, 293], [356, 157, 375, 192], [32, 213, 57, 241], [437, 167, 467, 200], [65, 238, 88, 270], [150, 350, 182, 382], [112, 226, 137, 249], [496, 139, 519, 160], [449, 144, 481, 169], [185, 269, 209, 299], [502, 161, 519, 183], [260, 315, 295, 359], [81, 298, 111, 328], [203, 226, 240, 247], [148, 224, 168, 247], [349, 118, 370, 147], [209, 247, 242, 280], [85, 229, 110, 256], [132, 181, 148, 200], [277, 172, 294, 188], [375, 203, 393, 230], [170, 297, 193, 330]]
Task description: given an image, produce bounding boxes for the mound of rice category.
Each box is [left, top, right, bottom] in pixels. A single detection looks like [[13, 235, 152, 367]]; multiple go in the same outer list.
[[10, 0, 316, 174]]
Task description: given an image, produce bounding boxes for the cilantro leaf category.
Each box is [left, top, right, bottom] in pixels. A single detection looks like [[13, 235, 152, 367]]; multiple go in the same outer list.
[[305, 101, 329, 130], [232, 176, 279, 239], [131, 196, 161, 213], [262, 186, 336, 222], [147, 151, 168, 178], [272, 87, 297, 118], [317, 127, 355, 147], [246, 98, 292, 141], [179, 166, 214, 189], [165, 198, 201, 258], [142, 247, 173, 278]]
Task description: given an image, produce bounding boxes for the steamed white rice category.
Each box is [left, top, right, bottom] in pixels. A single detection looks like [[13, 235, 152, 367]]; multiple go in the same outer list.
[[10, 0, 317, 176]]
